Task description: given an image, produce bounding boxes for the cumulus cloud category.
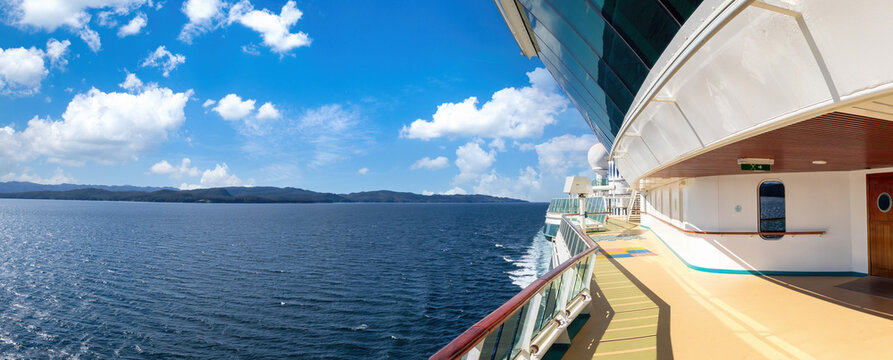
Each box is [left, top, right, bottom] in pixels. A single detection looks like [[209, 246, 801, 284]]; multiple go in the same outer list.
[[180, 163, 249, 189], [0, 47, 47, 95], [202, 99, 216, 108], [1, 168, 75, 185], [454, 141, 496, 184], [227, 0, 311, 54], [401, 68, 567, 140], [0, 39, 70, 95], [357, 167, 369, 175], [179, 0, 224, 43], [411, 156, 449, 170], [141, 46, 185, 77], [10, 0, 150, 51], [472, 167, 541, 201], [212, 93, 256, 120], [0, 79, 192, 166], [256, 102, 281, 120], [44, 39, 71, 68], [442, 187, 467, 195], [118, 72, 143, 91], [150, 158, 200, 179], [534, 134, 598, 173], [118, 12, 147, 37]]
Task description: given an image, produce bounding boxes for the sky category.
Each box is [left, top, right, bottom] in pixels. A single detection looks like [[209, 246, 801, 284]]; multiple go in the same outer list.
[[0, 0, 598, 201]]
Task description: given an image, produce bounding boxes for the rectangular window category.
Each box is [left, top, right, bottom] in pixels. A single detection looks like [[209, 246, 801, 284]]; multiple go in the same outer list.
[[759, 181, 785, 239]]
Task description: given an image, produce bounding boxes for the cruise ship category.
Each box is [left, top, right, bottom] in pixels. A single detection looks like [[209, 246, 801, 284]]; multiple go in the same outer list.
[[433, 0, 893, 359]]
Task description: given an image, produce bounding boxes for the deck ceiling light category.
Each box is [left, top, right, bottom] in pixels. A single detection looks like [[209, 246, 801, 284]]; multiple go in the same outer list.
[[812, 160, 827, 165]]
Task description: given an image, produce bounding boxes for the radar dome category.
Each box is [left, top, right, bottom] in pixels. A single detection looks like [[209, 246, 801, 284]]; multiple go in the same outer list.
[[588, 143, 609, 170]]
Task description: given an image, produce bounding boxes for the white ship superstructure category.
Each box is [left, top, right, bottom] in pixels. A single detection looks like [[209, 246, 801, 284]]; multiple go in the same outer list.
[[433, 1, 893, 359]]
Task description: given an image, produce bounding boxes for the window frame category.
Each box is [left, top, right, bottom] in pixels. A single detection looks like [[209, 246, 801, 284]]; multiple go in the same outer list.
[[757, 179, 785, 240]]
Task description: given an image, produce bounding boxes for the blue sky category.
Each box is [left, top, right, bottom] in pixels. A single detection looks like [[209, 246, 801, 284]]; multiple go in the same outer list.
[[0, 0, 597, 201]]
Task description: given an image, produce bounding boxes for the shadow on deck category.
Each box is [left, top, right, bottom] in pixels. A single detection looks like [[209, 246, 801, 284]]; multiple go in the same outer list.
[[560, 249, 673, 359]]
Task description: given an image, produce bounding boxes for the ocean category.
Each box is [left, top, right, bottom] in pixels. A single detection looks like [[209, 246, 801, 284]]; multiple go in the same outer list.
[[0, 199, 549, 359]]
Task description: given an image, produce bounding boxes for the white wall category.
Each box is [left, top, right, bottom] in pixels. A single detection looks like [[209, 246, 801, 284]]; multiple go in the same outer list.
[[642, 168, 893, 274]]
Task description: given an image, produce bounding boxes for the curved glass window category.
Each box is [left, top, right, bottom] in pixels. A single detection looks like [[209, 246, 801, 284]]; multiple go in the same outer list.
[[759, 181, 785, 240], [878, 192, 892, 213], [515, 0, 704, 147]]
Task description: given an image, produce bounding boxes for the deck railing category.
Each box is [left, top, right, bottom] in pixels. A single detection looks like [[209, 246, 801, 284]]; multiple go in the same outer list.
[[546, 198, 579, 214], [431, 216, 598, 360]]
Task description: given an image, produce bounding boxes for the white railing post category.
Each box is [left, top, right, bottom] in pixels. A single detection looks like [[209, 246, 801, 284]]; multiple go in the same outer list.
[[517, 293, 543, 359]]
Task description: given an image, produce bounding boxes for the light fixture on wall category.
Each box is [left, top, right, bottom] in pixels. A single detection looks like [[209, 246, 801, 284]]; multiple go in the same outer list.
[[812, 160, 827, 165]]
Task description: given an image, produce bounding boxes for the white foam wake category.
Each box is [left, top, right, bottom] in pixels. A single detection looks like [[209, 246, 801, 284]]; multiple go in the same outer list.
[[507, 230, 552, 288]]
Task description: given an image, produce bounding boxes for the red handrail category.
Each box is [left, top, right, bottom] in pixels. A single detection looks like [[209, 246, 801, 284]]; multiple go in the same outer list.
[[647, 214, 825, 236], [430, 218, 598, 360]]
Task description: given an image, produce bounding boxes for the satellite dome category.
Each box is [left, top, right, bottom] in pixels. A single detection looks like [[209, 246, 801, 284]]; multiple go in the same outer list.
[[588, 143, 609, 170]]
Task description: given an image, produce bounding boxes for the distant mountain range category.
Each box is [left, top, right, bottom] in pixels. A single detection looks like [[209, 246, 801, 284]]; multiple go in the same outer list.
[[0, 182, 525, 203]]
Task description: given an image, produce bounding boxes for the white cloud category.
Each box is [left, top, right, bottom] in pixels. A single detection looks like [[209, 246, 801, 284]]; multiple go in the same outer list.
[[118, 72, 143, 91], [256, 102, 281, 120], [141, 46, 185, 77], [11, 0, 149, 51], [411, 156, 449, 170], [357, 167, 369, 175], [227, 0, 311, 54], [44, 39, 71, 68], [296, 104, 366, 166], [179, 163, 248, 189], [77, 26, 102, 52], [202, 99, 216, 108], [1, 168, 75, 185], [212, 93, 256, 120], [442, 187, 467, 195], [14, 0, 145, 30], [489, 138, 506, 152], [454, 141, 496, 184], [0, 40, 71, 95], [4, 84, 193, 166], [179, 0, 224, 43], [401, 68, 567, 140], [0, 47, 47, 95], [118, 12, 147, 37], [150, 158, 200, 179], [534, 134, 597, 173], [471, 167, 541, 201]]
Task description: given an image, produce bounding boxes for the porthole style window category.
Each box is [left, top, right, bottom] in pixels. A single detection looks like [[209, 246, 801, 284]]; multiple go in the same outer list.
[[759, 181, 785, 240], [878, 192, 892, 213]]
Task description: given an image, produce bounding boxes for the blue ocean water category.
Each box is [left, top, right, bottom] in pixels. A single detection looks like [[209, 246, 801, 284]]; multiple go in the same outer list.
[[0, 199, 548, 359]]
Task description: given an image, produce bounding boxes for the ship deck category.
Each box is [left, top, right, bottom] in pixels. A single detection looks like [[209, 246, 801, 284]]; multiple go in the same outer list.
[[560, 221, 893, 359]]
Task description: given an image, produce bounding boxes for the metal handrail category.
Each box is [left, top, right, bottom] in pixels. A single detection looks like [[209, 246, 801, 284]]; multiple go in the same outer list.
[[430, 216, 598, 360], [648, 213, 825, 236]]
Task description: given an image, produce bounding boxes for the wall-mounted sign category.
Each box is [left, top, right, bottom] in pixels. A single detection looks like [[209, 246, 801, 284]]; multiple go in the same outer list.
[[740, 163, 771, 171], [737, 158, 773, 172]]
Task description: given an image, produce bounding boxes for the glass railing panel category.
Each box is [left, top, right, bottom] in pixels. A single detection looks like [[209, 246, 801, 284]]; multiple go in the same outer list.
[[493, 307, 524, 360], [479, 325, 500, 359], [509, 303, 531, 359], [534, 283, 554, 333]]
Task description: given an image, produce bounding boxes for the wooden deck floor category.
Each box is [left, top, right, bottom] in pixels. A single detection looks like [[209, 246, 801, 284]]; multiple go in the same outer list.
[[562, 222, 893, 359]]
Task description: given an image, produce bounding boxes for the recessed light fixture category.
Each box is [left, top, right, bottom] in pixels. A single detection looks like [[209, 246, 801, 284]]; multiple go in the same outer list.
[[812, 160, 827, 165]]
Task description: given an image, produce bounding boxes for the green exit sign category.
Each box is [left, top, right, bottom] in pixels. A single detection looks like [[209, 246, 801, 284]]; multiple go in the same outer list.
[[741, 163, 771, 171]]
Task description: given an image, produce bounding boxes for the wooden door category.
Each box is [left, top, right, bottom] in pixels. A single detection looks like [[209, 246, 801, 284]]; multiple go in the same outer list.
[[868, 173, 893, 277]]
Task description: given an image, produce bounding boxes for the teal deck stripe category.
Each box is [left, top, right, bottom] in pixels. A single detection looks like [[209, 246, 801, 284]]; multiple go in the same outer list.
[[639, 224, 867, 277]]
